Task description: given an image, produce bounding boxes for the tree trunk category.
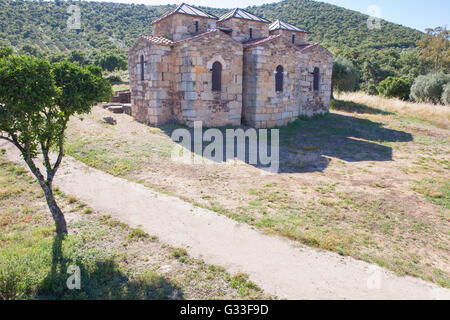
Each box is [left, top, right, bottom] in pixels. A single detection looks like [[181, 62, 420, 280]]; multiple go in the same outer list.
[[41, 183, 67, 234]]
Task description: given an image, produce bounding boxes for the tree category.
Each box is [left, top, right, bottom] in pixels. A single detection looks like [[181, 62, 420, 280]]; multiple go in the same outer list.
[[417, 26, 450, 73], [410, 72, 450, 104], [18, 44, 43, 58], [0, 47, 13, 59], [93, 51, 127, 72], [376, 76, 410, 100], [0, 56, 112, 234], [332, 56, 359, 94]]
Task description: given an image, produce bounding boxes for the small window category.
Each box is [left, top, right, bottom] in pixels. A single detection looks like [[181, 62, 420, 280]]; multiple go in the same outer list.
[[140, 55, 144, 81], [195, 21, 199, 33], [275, 65, 283, 92], [212, 61, 222, 91], [313, 67, 320, 91], [249, 28, 253, 39], [292, 34, 295, 44]]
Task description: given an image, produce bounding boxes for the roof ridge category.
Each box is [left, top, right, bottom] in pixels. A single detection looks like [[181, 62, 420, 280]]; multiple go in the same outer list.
[[151, 3, 218, 25], [269, 19, 308, 33], [218, 8, 271, 23]]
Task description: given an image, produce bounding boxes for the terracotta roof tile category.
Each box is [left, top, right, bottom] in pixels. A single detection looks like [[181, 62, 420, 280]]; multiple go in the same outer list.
[[242, 34, 281, 47], [140, 35, 174, 46], [244, 35, 319, 52]]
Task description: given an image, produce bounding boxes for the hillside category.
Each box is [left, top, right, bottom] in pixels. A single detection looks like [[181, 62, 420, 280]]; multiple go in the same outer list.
[[0, 0, 423, 53], [250, 0, 423, 49]]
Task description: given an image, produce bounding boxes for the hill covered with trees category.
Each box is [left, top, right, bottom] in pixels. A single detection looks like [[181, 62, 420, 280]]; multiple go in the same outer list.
[[0, 0, 423, 53], [3, 0, 447, 103]]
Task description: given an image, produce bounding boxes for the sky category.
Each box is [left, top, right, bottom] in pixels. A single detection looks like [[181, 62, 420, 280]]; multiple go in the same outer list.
[[90, 0, 449, 32]]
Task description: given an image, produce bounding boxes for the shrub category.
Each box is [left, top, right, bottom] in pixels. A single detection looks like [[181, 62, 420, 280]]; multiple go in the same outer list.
[[127, 228, 148, 240], [424, 72, 450, 104], [106, 75, 122, 83], [442, 83, 450, 105], [410, 72, 450, 104], [376, 76, 411, 100]]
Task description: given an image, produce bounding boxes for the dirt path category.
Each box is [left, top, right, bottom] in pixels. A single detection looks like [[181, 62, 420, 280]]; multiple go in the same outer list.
[[2, 142, 449, 300]]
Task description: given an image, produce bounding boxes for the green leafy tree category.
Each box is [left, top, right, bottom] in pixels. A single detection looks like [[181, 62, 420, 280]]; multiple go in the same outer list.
[[93, 51, 127, 72], [417, 26, 450, 73], [376, 76, 411, 100], [332, 56, 359, 93], [0, 47, 13, 59], [0, 56, 112, 234], [18, 44, 43, 58]]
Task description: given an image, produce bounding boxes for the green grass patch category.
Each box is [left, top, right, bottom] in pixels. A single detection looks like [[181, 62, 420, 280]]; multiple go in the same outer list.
[[411, 179, 450, 209], [127, 228, 149, 241]]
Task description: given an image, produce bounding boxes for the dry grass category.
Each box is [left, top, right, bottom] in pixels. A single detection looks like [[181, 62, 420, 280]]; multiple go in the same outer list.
[[336, 92, 450, 129], [0, 157, 269, 300], [63, 97, 450, 288]]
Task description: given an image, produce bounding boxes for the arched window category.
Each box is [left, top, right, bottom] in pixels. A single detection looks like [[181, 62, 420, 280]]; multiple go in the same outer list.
[[195, 21, 199, 33], [212, 61, 222, 91], [249, 28, 253, 39], [275, 65, 283, 92], [292, 34, 295, 44], [313, 67, 320, 91], [140, 55, 144, 81]]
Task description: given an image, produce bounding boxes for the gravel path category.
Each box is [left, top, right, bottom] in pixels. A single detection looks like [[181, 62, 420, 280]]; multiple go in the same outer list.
[[2, 142, 449, 300]]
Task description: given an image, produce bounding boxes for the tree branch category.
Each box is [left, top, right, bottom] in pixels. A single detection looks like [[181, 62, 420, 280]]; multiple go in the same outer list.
[[0, 134, 15, 145], [41, 142, 52, 181]]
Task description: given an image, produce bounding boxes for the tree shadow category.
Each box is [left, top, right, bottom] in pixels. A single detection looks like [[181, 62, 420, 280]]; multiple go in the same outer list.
[[159, 108, 413, 173], [37, 235, 183, 300]]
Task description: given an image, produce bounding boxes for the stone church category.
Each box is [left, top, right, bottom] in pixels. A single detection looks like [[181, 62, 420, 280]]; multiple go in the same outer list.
[[128, 3, 333, 128]]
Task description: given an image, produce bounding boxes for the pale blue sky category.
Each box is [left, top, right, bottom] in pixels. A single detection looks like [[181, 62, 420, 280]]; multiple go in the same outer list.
[[91, 0, 449, 32]]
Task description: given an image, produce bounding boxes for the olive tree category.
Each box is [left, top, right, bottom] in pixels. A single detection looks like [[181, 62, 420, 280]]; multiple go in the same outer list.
[[332, 56, 359, 96], [0, 56, 111, 234]]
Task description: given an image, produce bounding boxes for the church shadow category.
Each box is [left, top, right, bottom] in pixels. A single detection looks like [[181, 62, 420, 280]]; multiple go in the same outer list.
[[37, 235, 183, 300], [159, 110, 413, 174]]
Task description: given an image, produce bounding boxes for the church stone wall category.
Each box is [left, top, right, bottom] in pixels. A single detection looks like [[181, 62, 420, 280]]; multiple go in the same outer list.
[[217, 19, 270, 43], [129, 8, 333, 129], [269, 29, 308, 45], [128, 39, 176, 125], [152, 14, 217, 41], [173, 31, 243, 127], [243, 38, 333, 128]]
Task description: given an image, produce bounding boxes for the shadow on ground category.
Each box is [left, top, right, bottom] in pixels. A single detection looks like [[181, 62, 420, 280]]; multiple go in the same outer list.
[[159, 102, 413, 173], [37, 235, 183, 300]]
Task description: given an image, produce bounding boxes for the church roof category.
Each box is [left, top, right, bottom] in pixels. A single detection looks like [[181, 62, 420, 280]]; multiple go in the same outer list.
[[269, 19, 308, 33], [151, 3, 218, 25], [218, 8, 271, 23], [139, 35, 174, 46], [243, 34, 320, 51]]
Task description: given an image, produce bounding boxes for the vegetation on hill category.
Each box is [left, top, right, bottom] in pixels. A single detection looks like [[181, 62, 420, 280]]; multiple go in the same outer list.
[[0, 0, 447, 101], [0, 0, 423, 52], [250, 0, 423, 50]]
